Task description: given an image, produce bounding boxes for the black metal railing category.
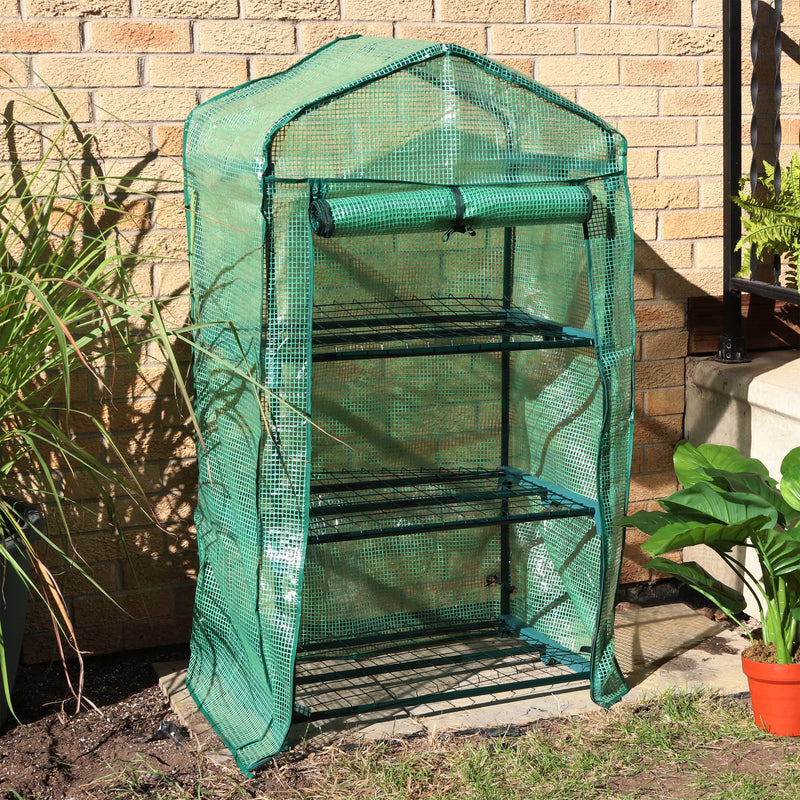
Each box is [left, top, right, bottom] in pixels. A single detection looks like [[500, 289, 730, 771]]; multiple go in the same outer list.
[[720, 0, 800, 362]]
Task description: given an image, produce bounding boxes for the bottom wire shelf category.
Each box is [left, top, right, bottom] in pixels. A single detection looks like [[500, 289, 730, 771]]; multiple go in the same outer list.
[[292, 621, 590, 722]]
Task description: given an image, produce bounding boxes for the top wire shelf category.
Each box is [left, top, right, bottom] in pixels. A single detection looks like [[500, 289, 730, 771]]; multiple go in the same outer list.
[[311, 296, 593, 361]]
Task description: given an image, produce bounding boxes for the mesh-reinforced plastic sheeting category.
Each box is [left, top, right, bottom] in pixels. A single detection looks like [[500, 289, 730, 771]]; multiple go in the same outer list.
[[183, 35, 634, 775], [309, 184, 593, 238]]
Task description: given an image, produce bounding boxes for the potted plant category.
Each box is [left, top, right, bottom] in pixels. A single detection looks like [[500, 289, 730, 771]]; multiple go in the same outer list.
[[619, 440, 800, 735], [731, 153, 800, 289]]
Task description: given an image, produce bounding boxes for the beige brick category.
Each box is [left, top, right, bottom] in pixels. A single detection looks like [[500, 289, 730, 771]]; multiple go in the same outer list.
[[698, 178, 724, 209], [635, 240, 692, 271], [644, 442, 678, 473], [635, 301, 685, 331], [0, 123, 39, 159], [614, 0, 691, 25], [536, 55, 617, 87], [629, 180, 698, 210], [0, 0, 18, 14], [198, 21, 295, 54], [77, 625, 127, 658], [396, 24, 487, 52], [490, 25, 575, 55], [140, 0, 238, 16], [494, 56, 532, 77], [633, 271, 654, 300], [695, 0, 722, 26], [0, 88, 90, 122], [661, 28, 722, 56], [248, 0, 340, 19], [35, 55, 140, 88], [629, 472, 680, 503], [579, 26, 658, 55], [633, 412, 684, 444], [22, 627, 116, 663], [155, 124, 183, 156], [662, 87, 723, 117], [0, 21, 81, 52], [0, 55, 29, 87], [630, 445, 644, 474], [661, 209, 722, 240], [306, 27, 387, 56], [620, 57, 696, 87], [641, 330, 688, 360], [645, 386, 685, 417], [783, 119, 800, 150], [28, 0, 128, 14], [154, 195, 187, 229], [73, 588, 173, 627], [441, 0, 522, 22], [694, 237, 723, 269], [123, 616, 192, 651], [250, 54, 300, 76], [657, 267, 723, 298], [620, 546, 651, 584], [698, 116, 723, 145], [626, 148, 657, 178], [150, 56, 248, 88], [57, 559, 121, 595], [102, 158, 184, 195], [90, 21, 191, 53], [580, 87, 658, 118], [779, 91, 800, 115], [617, 118, 696, 148], [632, 210, 657, 240], [660, 146, 722, 177], [156, 261, 189, 299], [527, 0, 609, 23], [96, 89, 197, 122], [701, 56, 723, 86], [344, 0, 431, 21]]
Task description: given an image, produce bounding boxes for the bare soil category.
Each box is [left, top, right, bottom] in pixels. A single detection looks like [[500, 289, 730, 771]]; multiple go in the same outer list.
[[3, 643, 800, 799], [0, 645, 199, 799], [743, 640, 800, 663]]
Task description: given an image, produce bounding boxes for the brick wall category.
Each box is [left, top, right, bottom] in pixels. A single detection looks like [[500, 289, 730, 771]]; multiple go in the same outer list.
[[1, 0, 730, 660]]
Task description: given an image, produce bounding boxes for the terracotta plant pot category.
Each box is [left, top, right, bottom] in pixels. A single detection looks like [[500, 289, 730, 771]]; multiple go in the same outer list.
[[741, 653, 800, 736]]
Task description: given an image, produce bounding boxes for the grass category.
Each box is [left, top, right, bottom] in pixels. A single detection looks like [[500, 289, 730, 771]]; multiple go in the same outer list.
[[83, 689, 800, 800]]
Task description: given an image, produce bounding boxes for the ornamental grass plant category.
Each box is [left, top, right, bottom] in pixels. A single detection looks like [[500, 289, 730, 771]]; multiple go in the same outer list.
[[0, 82, 194, 714]]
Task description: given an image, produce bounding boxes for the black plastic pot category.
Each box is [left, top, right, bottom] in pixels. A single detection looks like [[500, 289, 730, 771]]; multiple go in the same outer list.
[[0, 498, 44, 727]]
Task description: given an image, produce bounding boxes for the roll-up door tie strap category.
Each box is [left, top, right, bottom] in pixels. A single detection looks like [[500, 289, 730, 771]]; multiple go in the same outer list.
[[442, 185, 476, 242]]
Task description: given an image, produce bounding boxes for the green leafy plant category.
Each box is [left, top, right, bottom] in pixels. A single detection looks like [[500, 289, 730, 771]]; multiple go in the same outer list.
[[731, 153, 800, 289], [619, 441, 800, 664], [0, 86, 194, 714]]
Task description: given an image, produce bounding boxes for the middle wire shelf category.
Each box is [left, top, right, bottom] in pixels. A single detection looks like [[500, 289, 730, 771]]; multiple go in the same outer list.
[[311, 296, 594, 361], [308, 467, 597, 545]]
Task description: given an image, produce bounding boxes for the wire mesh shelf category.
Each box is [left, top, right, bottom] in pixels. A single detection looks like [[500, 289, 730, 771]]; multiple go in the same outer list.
[[308, 467, 596, 544], [311, 296, 593, 361], [293, 623, 590, 722]]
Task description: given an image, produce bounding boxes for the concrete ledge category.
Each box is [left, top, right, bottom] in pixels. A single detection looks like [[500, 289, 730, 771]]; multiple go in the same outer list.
[[686, 349, 800, 477], [685, 348, 800, 616]]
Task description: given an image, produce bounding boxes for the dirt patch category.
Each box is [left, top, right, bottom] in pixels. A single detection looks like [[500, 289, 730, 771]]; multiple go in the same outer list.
[[3, 645, 800, 800], [0, 645, 198, 800], [743, 640, 800, 663]]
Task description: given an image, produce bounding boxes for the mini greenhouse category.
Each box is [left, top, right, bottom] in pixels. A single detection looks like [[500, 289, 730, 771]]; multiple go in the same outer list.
[[183, 35, 635, 774]]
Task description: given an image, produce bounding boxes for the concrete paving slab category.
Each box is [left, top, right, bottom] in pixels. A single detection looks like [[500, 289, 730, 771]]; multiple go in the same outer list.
[[153, 603, 750, 761]]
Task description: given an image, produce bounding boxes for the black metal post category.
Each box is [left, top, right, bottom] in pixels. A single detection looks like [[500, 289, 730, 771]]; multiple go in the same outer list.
[[500, 227, 514, 615], [717, 0, 748, 362]]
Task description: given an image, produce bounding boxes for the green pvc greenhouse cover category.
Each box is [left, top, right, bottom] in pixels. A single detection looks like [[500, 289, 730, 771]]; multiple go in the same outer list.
[[184, 35, 635, 775]]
